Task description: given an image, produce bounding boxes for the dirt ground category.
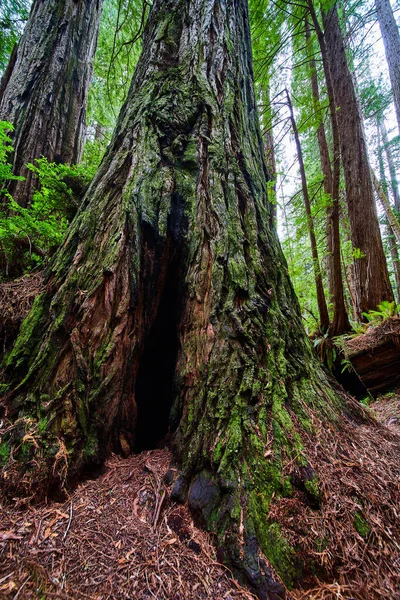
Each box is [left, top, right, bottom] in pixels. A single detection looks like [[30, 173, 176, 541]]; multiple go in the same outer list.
[[1, 390, 400, 600]]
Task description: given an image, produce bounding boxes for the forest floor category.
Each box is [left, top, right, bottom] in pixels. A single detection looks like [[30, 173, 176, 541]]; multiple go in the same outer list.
[[0, 390, 400, 600], [0, 450, 256, 600]]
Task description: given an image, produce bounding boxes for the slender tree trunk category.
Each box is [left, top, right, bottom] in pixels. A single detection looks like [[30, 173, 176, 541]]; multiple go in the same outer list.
[[386, 223, 400, 303], [372, 169, 400, 245], [380, 119, 400, 211], [305, 19, 334, 304], [263, 81, 277, 229], [375, 0, 400, 135], [0, 0, 103, 207], [1, 0, 369, 596], [321, 5, 393, 319], [377, 121, 400, 301], [286, 89, 330, 331], [306, 5, 351, 334]]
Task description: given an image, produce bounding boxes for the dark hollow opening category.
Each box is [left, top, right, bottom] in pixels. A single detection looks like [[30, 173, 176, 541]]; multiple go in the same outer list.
[[134, 253, 182, 452]]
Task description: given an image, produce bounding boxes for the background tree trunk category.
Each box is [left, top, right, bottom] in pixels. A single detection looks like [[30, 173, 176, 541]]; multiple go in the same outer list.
[[263, 81, 277, 229], [375, 0, 400, 135], [286, 88, 330, 331], [322, 6, 393, 319], [380, 119, 400, 211], [305, 18, 334, 305], [1, 0, 367, 596], [308, 40, 335, 306], [372, 169, 400, 246], [0, 0, 103, 207], [307, 4, 350, 334], [377, 121, 400, 301]]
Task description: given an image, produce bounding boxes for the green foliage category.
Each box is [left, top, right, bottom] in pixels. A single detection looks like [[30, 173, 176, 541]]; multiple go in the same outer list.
[[81, 139, 106, 174], [0, 0, 30, 73], [0, 439, 11, 466], [353, 512, 371, 538], [362, 301, 400, 325], [87, 0, 147, 139], [350, 321, 370, 336], [352, 247, 366, 260], [0, 127, 94, 276], [0, 121, 23, 192]]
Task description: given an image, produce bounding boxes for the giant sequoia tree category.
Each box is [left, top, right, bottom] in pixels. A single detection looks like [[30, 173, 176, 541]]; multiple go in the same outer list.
[[1, 0, 393, 596], [0, 0, 103, 206]]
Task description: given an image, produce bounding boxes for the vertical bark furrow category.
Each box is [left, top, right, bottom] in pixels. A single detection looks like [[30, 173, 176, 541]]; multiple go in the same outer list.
[[375, 0, 400, 135]]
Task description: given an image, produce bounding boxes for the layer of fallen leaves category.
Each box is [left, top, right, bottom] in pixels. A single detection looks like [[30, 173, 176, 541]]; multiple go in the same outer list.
[[1, 397, 400, 600], [271, 394, 400, 600], [0, 271, 44, 353], [372, 389, 400, 434], [0, 450, 256, 600]]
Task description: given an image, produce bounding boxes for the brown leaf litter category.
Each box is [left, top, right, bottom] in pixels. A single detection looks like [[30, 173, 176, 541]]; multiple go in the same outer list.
[[345, 316, 400, 356], [1, 394, 400, 600], [0, 271, 44, 353], [274, 392, 400, 600], [0, 449, 256, 600]]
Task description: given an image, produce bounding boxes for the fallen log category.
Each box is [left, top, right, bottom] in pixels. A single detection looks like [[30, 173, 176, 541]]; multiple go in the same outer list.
[[344, 317, 400, 396]]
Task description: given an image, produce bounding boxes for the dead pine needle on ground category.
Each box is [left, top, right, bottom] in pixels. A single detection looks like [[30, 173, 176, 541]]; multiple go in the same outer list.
[[0, 394, 400, 600], [0, 449, 257, 600]]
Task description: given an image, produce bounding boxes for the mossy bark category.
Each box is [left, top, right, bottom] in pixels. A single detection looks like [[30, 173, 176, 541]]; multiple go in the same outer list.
[[0, 0, 103, 207], [1, 0, 362, 597]]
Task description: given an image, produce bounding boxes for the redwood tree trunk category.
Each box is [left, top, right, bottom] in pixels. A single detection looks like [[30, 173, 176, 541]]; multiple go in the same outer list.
[[263, 81, 277, 229], [305, 18, 334, 304], [375, 0, 400, 135], [322, 6, 393, 319], [0, 0, 103, 207], [1, 0, 368, 596], [306, 6, 350, 334]]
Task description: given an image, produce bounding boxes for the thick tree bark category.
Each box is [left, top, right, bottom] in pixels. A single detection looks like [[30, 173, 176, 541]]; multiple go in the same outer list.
[[375, 0, 400, 135], [1, 0, 367, 596], [306, 6, 351, 334], [0, 0, 103, 207], [322, 6, 393, 319], [286, 89, 330, 331]]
